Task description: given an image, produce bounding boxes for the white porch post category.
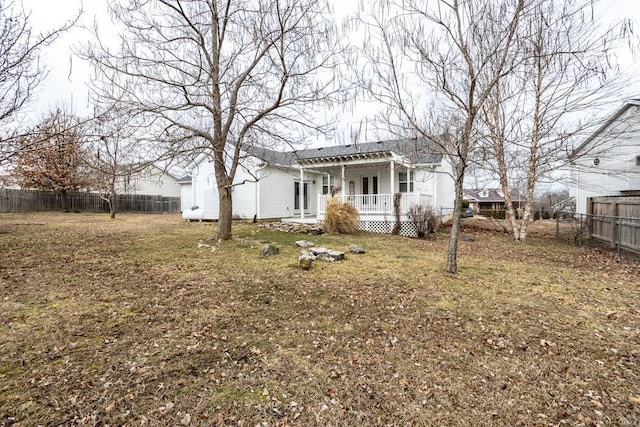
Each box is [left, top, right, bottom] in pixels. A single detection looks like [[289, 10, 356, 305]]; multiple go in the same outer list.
[[341, 164, 346, 200], [390, 161, 395, 194], [299, 167, 304, 219]]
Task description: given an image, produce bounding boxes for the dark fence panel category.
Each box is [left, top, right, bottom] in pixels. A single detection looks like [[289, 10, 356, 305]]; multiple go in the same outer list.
[[0, 189, 180, 214]]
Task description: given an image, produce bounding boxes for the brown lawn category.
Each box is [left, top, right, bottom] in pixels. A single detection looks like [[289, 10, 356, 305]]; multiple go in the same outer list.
[[0, 213, 639, 426]]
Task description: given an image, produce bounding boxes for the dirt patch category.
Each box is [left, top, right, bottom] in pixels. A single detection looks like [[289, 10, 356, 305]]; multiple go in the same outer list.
[[1, 213, 639, 426]]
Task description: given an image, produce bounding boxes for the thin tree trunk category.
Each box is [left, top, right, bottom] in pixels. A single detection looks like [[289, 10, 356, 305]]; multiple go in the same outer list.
[[447, 177, 464, 274], [109, 191, 117, 219]]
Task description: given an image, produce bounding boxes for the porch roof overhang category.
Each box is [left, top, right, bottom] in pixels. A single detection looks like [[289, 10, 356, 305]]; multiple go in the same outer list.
[[296, 152, 413, 169]]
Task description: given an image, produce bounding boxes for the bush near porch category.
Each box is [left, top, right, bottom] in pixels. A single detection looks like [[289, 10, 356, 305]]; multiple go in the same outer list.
[[1, 213, 639, 426]]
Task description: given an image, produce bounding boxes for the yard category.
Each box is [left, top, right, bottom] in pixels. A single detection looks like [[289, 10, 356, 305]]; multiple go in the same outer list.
[[0, 213, 639, 426]]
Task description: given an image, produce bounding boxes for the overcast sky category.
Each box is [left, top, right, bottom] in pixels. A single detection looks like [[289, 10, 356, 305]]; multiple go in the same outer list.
[[18, 0, 640, 140]]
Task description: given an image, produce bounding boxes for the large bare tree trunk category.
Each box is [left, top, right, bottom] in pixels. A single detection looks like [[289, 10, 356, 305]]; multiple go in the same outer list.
[[217, 187, 233, 241]]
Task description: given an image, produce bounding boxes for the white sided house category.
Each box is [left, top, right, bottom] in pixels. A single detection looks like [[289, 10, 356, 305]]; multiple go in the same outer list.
[[570, 100, 640, 214], [118, 164, 181, 197], [185, 138, 456, 234]]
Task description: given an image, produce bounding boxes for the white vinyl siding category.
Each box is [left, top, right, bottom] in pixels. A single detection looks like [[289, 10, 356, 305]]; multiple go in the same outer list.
[[570, 104, 640, 214]]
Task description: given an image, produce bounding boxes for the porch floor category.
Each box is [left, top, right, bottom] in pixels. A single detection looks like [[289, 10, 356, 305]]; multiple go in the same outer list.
[[280, 216, 319, 224]]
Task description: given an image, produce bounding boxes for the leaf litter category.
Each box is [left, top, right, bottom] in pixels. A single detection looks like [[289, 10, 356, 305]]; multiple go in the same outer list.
[[0, 212, 638, 426]]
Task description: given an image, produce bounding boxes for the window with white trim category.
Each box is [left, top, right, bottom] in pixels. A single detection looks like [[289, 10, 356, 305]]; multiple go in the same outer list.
[[398, 171, 414, 193], [322, 175, 336, 195]]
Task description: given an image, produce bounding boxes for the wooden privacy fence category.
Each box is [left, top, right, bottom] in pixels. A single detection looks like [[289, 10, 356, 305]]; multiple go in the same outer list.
[[587, 196, 640, 254], [0, 189, 180, 214]]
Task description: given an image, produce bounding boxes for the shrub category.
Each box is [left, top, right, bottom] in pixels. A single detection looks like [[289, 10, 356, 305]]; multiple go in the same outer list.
[[479, 209, 506, 219], [324, 197, 359, 234], [407, 204, 438, 238]]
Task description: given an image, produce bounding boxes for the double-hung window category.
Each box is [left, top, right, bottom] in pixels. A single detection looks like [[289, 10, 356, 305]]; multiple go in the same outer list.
[[322, 175, 336, 195], [398, 171, 414, 193]]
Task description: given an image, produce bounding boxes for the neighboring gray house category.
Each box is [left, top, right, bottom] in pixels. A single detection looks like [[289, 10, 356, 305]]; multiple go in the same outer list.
[[118, 164, 181, 197], [463, 188, 524, 213], [570, 99, 640, 214], [185, 138, 456, 233]]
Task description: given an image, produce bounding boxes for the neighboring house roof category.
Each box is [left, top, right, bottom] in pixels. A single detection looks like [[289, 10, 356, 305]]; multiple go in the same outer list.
[[570, 98, 640, 158], [121, 162, 181, 179], [463, 188, 524, 203]]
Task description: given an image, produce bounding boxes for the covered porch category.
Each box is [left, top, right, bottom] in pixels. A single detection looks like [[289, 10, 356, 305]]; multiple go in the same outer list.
[[317, 193, 432, 221], [292, 146, 435, 221]]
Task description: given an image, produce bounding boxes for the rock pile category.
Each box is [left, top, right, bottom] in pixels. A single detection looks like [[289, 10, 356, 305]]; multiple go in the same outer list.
[[259, 222, 324, 235], [297, 246, 349, 270]]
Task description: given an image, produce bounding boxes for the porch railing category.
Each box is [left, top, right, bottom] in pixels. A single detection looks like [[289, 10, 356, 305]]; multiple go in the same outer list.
[[318, 193, 433, 215]]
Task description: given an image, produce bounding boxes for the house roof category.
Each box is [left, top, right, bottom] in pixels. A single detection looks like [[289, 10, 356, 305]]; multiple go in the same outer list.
[[176, 175, 192, 184], [246, 145, 298, 166], [570, 99, 640, 158], [463, 188, 524, 202], [189, 137, 445, 170], [293, 137, 443, 165]]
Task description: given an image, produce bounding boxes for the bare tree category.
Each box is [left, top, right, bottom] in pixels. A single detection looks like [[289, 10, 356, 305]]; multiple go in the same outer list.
[[354, 0, 524, 273], [479, 0, 635, 241], [84, 108, 156, 219], [81, 0, 343, 240], [4, 108, 91, 211], [0, 1, 78, 162]]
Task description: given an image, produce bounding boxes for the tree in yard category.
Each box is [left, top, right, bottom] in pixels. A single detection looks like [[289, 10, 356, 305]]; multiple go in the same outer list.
[[353, 0, 524, 273], [82, 0, 343, 240], [84, 108, 156, 219], [479, 0, 636, 241], [6, 108, 91, 211], [0, 1, 78, 162]]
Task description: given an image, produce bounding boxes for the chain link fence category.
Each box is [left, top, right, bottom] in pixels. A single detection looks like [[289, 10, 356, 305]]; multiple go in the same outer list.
[[555, 211, 640, 259]]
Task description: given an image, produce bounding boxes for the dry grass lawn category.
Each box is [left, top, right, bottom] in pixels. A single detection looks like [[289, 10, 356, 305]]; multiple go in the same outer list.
[[0, 213, 639, 426]]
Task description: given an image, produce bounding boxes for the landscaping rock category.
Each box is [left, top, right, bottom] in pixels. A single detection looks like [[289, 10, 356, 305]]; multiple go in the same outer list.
[[295, 240, 315, 248], [261, 244, 279, 257], [311, 247, 345, 261], [259, 222, 325, 235], [349, 245, 365, 254], [297, 253, 315, 270]]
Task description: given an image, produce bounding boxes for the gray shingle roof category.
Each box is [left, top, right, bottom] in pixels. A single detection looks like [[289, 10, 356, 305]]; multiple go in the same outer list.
[[249, 137, 443, 166], [463, 188, 523, 202]]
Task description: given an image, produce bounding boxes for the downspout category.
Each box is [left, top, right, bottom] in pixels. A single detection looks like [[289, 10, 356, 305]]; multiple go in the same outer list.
[[191, 164, 198, 208], [255, 164, 267, 220], [432, 164, 437, 209]]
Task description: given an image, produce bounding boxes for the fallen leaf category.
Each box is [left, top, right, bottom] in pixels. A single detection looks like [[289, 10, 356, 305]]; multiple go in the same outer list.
[[629, 396, 640, 404], [181, 413, 191, 425]]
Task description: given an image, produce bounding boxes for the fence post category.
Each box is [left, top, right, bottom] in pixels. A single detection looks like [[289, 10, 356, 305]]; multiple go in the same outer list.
[[586, 198, 593, 240], [610, 200, 618, 248], [555, 213, 560, 237], [579, 214, 583, 247], [616, 216, 623, 259]]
